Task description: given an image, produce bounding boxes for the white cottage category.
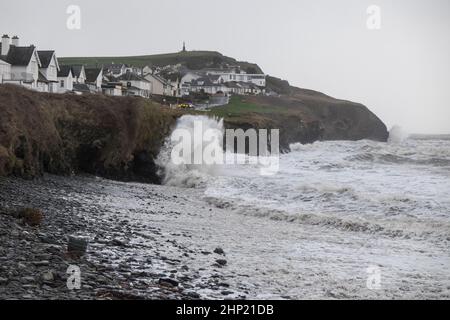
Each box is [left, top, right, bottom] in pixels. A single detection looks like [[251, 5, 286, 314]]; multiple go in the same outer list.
[[0, 58, 11, 83], [0, 35, 41, 90], [57, 65, 74, 93], [115, 71, 151, 98], [69, 65, 86, 84], [37, 50, 60, 93], [85, 67, 103, 92], [142, 72, 172, 96]]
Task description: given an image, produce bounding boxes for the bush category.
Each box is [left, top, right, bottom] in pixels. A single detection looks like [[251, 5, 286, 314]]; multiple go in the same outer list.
[[18, 208, 43, 226]]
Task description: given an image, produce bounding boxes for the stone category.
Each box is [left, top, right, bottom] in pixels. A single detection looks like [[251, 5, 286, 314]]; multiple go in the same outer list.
[[187, 291, 200, 299], [21, 276, 35, 283], [111, 238, 126, 247], [213, 247, 225, 255], [159, 277, 179, 287], [215, 259, 227, 266], [0, 277, 8, 285], [67, 235, 88, 256], [33, 260, 50, 267], [42, 271, 54, 282]]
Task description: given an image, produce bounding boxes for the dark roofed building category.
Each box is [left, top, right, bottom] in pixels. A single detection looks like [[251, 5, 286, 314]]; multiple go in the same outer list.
[[37, 50, 59, 92], [0, 35, 41, 88], [103, 63, 127, 76], [57, 65, 72, 77], [57, 66, 73, 93], [37, 51, 55, 68], [1, 44, 39, 66], [85, 67, 103, 92], [85, 68, 102, 83], [70, 65, 84, 78], [59, 64, 86, 84], [73, 83, 91, 94], [115, 71, 148, 82]]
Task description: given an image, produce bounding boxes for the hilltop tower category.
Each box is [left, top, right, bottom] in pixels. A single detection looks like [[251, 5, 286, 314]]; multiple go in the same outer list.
[[182, 41, 186, 52]]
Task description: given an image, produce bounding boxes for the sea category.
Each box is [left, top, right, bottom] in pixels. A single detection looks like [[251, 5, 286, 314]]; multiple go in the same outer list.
[[155, 115, 450, 298]]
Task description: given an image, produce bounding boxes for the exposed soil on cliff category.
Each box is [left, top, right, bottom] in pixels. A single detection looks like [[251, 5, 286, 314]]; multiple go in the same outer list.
[[0, 85, 180, 181]]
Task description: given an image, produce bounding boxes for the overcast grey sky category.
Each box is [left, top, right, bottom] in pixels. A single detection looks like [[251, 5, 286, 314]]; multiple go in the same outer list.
[[1, 0, 449, 134]]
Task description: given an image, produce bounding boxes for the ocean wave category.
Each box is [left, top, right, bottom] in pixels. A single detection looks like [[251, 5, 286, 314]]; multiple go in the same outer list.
[[203, 196, 450, 242]]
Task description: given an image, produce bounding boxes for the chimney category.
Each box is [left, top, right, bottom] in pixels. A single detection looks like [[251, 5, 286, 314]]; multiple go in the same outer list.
[[11, 35, 19, 46], [1, 34, 10, 56]]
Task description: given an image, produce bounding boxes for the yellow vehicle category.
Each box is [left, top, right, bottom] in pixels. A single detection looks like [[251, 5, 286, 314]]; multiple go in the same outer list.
[[178, 103, 194, 109]]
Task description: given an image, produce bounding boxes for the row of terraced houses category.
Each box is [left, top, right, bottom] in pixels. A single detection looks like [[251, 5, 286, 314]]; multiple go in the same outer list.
[[0, 35, 267, 98]]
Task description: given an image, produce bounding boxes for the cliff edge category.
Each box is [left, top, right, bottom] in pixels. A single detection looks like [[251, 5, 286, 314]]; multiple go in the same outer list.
[[0, 85, 179, 182], [0, 84, 388, 181]]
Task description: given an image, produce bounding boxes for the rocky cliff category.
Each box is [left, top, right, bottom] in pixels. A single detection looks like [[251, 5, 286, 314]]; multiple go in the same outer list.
[[0, 85, 179, 182], [0, 84, 388, 181], [211, 93, 388, 152]]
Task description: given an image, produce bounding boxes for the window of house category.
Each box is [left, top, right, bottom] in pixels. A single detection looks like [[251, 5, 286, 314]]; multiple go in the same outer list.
[[60, 80, 64, 87]]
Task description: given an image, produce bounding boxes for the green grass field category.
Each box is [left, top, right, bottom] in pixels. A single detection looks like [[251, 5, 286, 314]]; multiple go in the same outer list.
[[208, 96, 289, 118], [59, 51, 263, 73]]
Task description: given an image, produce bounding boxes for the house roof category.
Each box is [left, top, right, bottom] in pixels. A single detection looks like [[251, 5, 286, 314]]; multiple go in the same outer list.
[[208, 74, 221, 81], [191, 75, 224, 87], [37, 51, 55, 68], [38, 71, 49, 83], [144, 73, 174, 88], [73, 83, 91, 92], [58, 65, 72, 77], [103, 63, 127, 74], [65, 65, 84, 77], [225, 81, 243, 89], [116, 71, 149, 82], [0, 44, 38, 66], [127, 85, 143, 91], [85, 67, 102, 83]]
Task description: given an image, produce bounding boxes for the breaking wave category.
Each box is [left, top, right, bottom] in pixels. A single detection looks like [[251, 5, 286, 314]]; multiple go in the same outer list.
[[157, 118, 450, 241], [388, 125, 409, 144], [156, 115, 224, 187]]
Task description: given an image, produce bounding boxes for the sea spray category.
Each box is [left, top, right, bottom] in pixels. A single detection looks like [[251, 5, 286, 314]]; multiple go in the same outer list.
[[156, 115, 224, 187], [156, 115, 281, 187], [388, 125, 409, 143]]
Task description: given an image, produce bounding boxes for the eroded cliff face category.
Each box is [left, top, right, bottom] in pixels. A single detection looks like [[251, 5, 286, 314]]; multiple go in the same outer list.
[[0, 85, 179, 182], [215, 93, 388, 152]]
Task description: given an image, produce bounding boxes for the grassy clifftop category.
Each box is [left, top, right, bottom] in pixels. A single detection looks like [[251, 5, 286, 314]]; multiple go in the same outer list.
[[59, 51, 263, 73], [0, 85, 180, 182], [210, 94, 389, 149]]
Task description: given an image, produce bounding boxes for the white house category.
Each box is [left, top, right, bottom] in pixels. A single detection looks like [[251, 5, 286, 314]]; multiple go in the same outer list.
[[37, 71, 50, 92], [102, 83, 123, 96], [37, 50, 60, 93], [187, 77, 229, 95], [103, 63, 127, 77], [205, 68, 266, 87], [180, 71, 201, 86], [85, 67, 103, 92], [115, 71, 151, 98], [57, 65, 73, 93], [69, 65, 86, 84], [1, 35, 41, 90], [142, 72, 172, 96], [0, 58, 11, 83]]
